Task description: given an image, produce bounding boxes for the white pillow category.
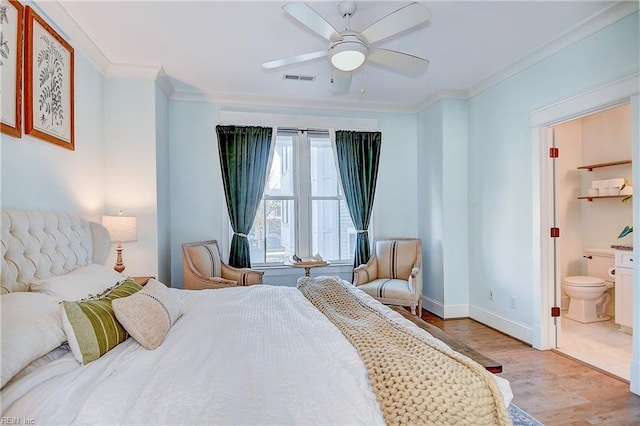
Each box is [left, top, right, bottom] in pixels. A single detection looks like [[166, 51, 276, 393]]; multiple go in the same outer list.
[[1, 292, 66, 388], [112, 279, 182, 350], [30, 264, 126, 301]]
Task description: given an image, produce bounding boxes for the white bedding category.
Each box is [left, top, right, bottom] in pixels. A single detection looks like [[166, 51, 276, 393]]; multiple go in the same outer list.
[[2, 284, 512, 425], [3, 286, 384, 425]]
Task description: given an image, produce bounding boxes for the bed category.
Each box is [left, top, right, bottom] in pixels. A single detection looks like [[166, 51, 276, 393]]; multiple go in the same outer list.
[[1, 209, 513, 425]]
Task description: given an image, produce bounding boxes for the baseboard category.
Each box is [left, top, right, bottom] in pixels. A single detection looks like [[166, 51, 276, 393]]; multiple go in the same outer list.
[[422, 296, 444, 318], [444, 303, 469, 318], [423, 298, 533, 342], [421, 297, 469, 319], [631, 359, 640, 395], [469, 305, 533, 344]]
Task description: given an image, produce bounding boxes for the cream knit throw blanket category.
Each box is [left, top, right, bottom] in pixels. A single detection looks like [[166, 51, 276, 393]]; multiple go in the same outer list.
[[298, 276, 512, 426]]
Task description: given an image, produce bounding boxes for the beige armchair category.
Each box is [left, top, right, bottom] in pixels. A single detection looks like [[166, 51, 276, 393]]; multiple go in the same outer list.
[[182, 240, 264, 290], [353, 237, 422, 315]]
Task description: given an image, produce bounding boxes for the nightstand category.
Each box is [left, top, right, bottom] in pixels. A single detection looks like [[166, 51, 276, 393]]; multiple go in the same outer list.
[[132, 276, 154, 286]]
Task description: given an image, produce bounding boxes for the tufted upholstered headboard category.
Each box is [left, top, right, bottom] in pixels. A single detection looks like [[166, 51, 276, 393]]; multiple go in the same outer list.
[[0, 210, 111, 294]]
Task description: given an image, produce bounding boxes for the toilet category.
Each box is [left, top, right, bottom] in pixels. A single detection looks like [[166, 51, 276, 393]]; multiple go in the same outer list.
[[562, 249, 614, 323]]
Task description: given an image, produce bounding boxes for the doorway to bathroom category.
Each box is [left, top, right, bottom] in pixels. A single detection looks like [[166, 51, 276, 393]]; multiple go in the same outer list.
[[533, 74, 639, 394], [550, 103, 633, 381]]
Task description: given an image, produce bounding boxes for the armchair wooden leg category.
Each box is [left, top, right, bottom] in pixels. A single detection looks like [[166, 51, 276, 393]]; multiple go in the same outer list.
[[410, 299, 417, 316]]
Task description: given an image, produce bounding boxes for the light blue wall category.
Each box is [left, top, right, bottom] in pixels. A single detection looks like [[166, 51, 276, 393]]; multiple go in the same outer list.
[[417, 102, 444, 307], [372, 113, 420, 238], [417, 99, 470, 316], [442, 100, 469, 309], [168, 101, 226, 286], [155, 84, 171, 284], [168, 102, 419, 287], [2, 2, 636, 348], [466, 12, 639, 335], [104, 77, 159, 278], [0, 52, 106, 221]]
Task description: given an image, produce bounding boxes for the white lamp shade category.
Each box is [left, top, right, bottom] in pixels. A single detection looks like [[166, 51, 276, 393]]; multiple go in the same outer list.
[[102, 215, 137, 242]]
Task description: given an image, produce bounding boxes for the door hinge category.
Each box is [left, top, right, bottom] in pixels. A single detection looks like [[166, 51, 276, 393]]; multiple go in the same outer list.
[[549, 147, 559, 158], [550, 227, 560, 238], [551, 307, 561, 317]]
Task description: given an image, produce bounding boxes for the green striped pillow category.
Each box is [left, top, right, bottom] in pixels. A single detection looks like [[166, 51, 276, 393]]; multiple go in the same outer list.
[[61, 279, 142, 364]]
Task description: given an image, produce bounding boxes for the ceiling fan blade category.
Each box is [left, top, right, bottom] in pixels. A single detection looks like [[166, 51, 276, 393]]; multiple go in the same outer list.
[[282, 2, 341, 41], [329, 70, 352, 94], [262, 51, 328, 70], [367, 48, 429, 77], [360, 2, 431, 45]]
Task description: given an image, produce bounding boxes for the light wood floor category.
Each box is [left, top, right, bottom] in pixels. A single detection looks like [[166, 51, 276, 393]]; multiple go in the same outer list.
[[420, 311, 640, 425]]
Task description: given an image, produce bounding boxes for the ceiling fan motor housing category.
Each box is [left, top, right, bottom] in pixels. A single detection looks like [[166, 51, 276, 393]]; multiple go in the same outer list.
[[338, 1, 357, 18], [330, 32, 368, 72]]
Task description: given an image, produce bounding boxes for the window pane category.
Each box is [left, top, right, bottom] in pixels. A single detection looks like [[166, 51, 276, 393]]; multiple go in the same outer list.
[[250, 129, 354, 265], [310, 134, 339, 197], [248, 202, 266, 264], [250, 199, 295, 264], [311, 199, 355, 261], [265, 134, 294, 197]]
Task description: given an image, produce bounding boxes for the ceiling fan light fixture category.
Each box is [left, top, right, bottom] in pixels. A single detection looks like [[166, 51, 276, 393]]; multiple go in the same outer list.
[[330, 39, 367, 72]]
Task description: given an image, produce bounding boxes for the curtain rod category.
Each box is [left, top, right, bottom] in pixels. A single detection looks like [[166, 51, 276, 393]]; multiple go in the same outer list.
[[278, 127, 329, 133]]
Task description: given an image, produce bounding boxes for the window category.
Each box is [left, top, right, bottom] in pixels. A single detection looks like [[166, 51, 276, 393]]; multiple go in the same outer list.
[[248, 129, 355, 265]]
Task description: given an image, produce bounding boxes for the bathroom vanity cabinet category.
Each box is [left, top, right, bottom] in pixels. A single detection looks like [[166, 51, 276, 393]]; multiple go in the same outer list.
[[614, 250, 634, 332]]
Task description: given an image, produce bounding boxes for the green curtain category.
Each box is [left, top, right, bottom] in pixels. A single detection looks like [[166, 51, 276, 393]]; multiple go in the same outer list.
[[335, 130, 382, 268], [216, 125, 273, 268]]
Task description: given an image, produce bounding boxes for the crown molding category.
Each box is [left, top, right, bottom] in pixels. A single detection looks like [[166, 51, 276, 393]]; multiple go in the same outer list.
[[38, 2, 174, 96], [155, 69, 175, 99], [415, 0, 639, 110], [32, 1, 110, 72], [170, 90, 417, 113], [106, 63, 162, 80], [466, 0, 639, 99], [38, 0, 639, 114], [415, 90, 468, 112], [105, 64, 175, 98], [530, 72, 639, 127]]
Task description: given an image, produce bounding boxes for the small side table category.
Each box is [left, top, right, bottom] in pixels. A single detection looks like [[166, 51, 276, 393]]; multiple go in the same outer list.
[[132, 276, 154, 286], [285, 261, 330, 277]]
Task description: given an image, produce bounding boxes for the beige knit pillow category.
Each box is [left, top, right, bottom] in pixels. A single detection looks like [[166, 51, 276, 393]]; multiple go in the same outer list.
[[112, 279, 182, 350]]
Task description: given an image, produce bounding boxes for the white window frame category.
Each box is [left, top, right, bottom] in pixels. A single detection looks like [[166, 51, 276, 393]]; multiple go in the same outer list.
[[256, 128, 352, 265], [217, 111, 379, 266]]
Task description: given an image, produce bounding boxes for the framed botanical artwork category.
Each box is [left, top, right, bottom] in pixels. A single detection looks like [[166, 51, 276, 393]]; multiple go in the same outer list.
[[24, 6, 74, 150], [0, 0, 24, 138]]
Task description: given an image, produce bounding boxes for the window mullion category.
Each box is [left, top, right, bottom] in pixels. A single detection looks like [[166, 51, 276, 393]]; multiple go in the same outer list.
[[298, 131, 311, 257], [248, 127, 355, 266]]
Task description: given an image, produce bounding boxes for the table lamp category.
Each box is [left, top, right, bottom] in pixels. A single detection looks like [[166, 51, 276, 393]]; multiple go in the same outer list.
[[102, 211, 137, 273]]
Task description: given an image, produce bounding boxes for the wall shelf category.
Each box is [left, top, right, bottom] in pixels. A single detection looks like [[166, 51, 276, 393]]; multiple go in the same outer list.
[[577, 195, 627, 202], [577, 160, 632, 171]]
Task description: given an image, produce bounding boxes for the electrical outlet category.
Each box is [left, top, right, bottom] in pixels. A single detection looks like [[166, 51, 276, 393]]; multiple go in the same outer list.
[[511, 296, 517, 309], [489, 289, 494, 301]]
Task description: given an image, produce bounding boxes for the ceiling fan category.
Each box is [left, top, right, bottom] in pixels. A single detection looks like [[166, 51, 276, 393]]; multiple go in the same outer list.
[[262, 1, 431, 88]]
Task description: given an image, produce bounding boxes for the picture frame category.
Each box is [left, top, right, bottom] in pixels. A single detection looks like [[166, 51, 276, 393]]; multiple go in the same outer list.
[[24, 6, 74, 150], [0, 0, 24, 138]]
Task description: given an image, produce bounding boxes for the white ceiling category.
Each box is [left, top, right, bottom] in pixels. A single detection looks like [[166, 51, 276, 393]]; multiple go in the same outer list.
[[57, 1, 623, 111]]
